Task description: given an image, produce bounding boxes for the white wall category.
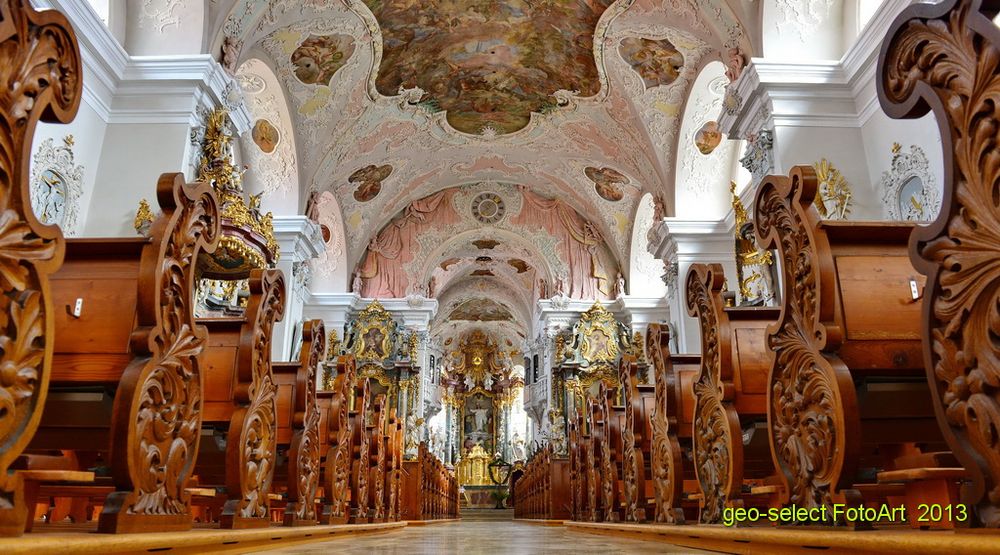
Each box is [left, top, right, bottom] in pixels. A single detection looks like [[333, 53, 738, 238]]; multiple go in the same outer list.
[[124, 0, 204, 55], [773, 125, 880, 219], [85, 122, 190, 236], [763, 0, 848, 61], [31, 102, 108, 237], [860, 110, 944, 218]]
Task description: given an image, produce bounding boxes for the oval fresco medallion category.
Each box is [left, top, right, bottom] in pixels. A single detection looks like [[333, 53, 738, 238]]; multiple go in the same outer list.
[[291, 34, 356, 86], [585, 166, 628, 202], [350, 164, 393, 202], [618, 37, 684, 89], [694, 121, 723, 155], [252, 119, 279, 153]]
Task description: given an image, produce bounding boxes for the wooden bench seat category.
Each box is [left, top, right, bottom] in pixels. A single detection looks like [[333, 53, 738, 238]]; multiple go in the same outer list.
[[271, 319, 325, 527], [318, 356, 356, 524], [880, 3, 1000, 527], [753, 167, 947, 523], [30, 174, 220, 534], [685, 263, 782, 523], [196, 269, 285, 529], [513, 446, 571, 520], [645, 324, 700, 524]]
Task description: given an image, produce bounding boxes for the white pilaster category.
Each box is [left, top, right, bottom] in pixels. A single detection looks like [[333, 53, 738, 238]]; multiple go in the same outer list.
[[272, 216, 324, 361], [648, 219, 735, 354]]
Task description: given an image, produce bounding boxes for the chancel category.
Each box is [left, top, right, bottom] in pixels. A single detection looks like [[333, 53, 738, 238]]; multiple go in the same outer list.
[[2, 0, 1000, 553]]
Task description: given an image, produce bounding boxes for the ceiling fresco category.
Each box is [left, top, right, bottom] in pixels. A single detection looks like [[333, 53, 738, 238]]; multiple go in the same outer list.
[[448, 298, 515, 323], [364, 0, 616, 135], [212, 0, 756, 347]]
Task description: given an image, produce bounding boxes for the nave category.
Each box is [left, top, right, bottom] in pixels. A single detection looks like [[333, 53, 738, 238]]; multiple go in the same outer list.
[[4, 0, 1000, 553], [252, 514, 711, 555]]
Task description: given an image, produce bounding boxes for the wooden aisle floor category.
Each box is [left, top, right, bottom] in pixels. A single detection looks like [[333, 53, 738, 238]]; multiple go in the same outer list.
[[0, 521, 405, 554], [249, 520, 711, 554]]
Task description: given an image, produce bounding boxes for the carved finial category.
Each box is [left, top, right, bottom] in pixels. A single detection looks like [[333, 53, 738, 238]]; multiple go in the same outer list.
[[134, 198, 154, 236]]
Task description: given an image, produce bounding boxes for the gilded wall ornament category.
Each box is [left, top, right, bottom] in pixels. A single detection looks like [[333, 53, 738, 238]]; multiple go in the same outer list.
[[812, 158, 852, 220], [351, 300, 396, 363], [29, 135, 83, 234], [880, 143, 941, 221]]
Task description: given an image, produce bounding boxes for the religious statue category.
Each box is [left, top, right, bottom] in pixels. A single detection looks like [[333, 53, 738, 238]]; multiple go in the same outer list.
[[731, 182, 776, 306], [428, 276, 437, 298], [512, 432, 526, 462], [538, 278, 547, 299], [405, 413, 419, 457], [221, 35, 242, 74], [554, 277, 565, 297], [652, 193, 666, 221], [615, 272, 627, 298], [548, 411, 567, 456], [471, 407, 489, 431], [352, 271, 363, 294]]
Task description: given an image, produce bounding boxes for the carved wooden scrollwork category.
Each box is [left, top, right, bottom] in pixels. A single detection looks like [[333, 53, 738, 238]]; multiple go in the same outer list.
[[585, 398, 599, 522], [685, 264, 741, 523], [323, 355, 355, 524], [286, 319, 325, 525], [350, 378, 371, 522], [369, 394, 387, 522], [879, 0, 1000, 527], [220, 269, 284, 529], [0, 0, 80, 536], [645, 324, 685, 524], [619, 356, 646, 522], [597, 383, 619, 522], [753, 166, 857, 512], [102, 173, 221, 533], [386, 414, 401, 522]]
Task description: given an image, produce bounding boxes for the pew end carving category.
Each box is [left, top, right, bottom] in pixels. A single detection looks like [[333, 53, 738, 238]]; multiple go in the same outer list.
[[879, 0, 1000, 528], [0, 0, 82, 536], [753, 165, 944, 523]]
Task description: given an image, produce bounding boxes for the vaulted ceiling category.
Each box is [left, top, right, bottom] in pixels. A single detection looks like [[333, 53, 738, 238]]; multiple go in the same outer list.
[[209, 0, 759, 348]]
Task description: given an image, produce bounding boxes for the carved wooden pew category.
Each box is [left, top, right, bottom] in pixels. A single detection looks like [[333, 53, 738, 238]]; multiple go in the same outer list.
[[685, 263, 783, 523], [195, 269, 284, 529], [348, 378, 371, 523], [880, 0, 1000, 529], [644, 324, 701, 524], [753, 166, 951, 523], [29, 173, 219, 534], [272, 319, 325, 527], [585, 397, 603, 522], [400, 443, 457, 520], [595, 384, 621, 522], [365, 394, 388, 522], [385, 413, 403, 522], [318, 355, 356, 524], [569, 409, 589, 521], [518, 446, 571, 520], [0, 0, 83, 537], [619, 356, 659, 522]]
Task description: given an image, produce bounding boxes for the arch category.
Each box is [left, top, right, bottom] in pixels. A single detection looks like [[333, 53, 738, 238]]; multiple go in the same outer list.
[[628, 193, 668, 297], [310, 190, 349, 293], [673, 61, 741, 220], [236, 57, 301, 216]]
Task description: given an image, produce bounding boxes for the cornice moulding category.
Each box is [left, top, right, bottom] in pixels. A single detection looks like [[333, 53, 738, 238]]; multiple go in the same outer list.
[[720, 0, 915, 135], [35, 0, 249, 129], [273, 216, 324, 262]]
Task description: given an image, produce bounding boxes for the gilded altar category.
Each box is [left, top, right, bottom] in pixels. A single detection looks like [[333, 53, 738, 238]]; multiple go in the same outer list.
[[456, 444, 492, 486]]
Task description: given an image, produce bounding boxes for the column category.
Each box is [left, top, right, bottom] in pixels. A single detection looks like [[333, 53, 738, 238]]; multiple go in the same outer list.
[[271, 216, 325, 362]]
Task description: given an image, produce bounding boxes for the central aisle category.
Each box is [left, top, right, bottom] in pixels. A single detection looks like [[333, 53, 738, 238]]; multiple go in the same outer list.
[[250, 519, 711, 554]]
